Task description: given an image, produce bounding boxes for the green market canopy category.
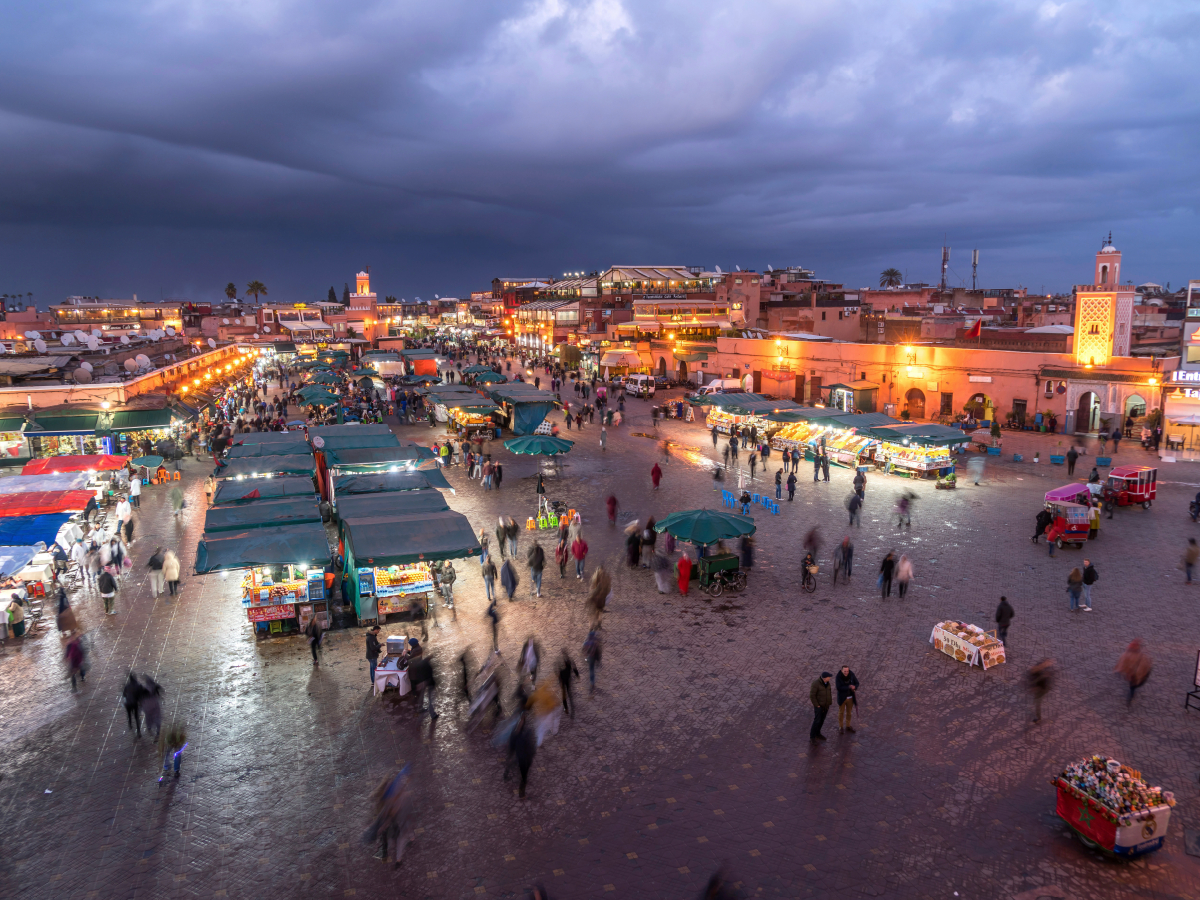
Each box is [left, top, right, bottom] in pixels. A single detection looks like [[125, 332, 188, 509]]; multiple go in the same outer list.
[[503, 435, 574, 456], [215, 454, 317, 479], [471, 371, 506, 384], [654, 508, 757, 545], [311, 433, 401, 452], [194, 521, 330, 574], [226, 441, 312, 459], [322, 446, 435, 469], [335, 491, 449, 519], [204, 498, 322, 532], [211, 476, 317, 505], [331, 469, 453, 496], [309, 423, 394, 440], [230, 431, 309, 446], [867, 423, 969, 447], [341, 511, 480, 567]]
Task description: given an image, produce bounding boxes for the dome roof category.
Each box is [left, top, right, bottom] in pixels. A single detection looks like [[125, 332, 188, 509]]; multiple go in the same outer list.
[[1100, 245, 1119, 254]]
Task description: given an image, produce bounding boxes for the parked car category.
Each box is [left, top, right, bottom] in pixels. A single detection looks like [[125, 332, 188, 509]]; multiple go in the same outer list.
[[625, 373, 656, 398]]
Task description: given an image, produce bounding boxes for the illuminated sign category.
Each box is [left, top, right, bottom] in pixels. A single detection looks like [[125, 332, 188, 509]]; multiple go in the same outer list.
[[1171, 371, 1200, 383]]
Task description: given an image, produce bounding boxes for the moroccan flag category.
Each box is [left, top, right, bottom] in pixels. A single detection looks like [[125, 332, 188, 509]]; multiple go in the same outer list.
[[965, 319, 982, 339]]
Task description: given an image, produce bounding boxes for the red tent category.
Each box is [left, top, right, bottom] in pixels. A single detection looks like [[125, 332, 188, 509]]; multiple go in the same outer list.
[[0, 490, 97, 517], [22, 455, 129, 475]]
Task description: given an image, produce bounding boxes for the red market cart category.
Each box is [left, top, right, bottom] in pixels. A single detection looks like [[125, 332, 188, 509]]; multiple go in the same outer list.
[[1103, 465, 1157, 511], [1043, 500, 1090, 549], [1053, 758, 1175, 858]]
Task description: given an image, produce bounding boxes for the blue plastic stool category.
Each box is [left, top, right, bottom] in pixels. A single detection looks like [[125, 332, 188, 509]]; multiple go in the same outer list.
[[751, 493, 761, 505], [770, 503, 779, 515]]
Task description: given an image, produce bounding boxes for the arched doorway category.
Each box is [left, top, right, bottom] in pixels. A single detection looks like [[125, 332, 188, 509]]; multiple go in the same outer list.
[[676, 359, 688, 383], [964, 392, 992, 421], [1124, 393, 1146, 419], [657, 357, 667, 377], [1075, 391, 1100, 433], [905, 388, 926, 420]]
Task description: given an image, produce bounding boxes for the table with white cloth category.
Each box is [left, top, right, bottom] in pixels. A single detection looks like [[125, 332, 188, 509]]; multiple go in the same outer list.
[[373, 657, 411, 697]]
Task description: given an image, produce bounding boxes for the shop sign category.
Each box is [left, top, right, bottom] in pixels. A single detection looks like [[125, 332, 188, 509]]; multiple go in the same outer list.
[[1171, 370, 1200, 383], [247, 603, 295, 622], [968, 375, 993, 383], [635, 294, 687, 300], [932, 626, 980, 666]]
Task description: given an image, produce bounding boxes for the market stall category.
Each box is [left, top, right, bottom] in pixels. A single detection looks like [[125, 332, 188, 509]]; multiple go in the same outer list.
[[204, 497, 323, 532], [487, 384, 559, 435], [22, 454, 129, 476], [194, 521, 332, 638], [438, 395, 500, 434], [0, 473, 92, 494], [214, 454, 317, 481], [104, 407, 192, 458], [1053, 755, 1175, 857], [330, 469, 453, 504], [869, 424, 965, 477], [21, 409, 102, 459], [0, 490, 96, 518], [929, 620, 1006, 669], [211, 475, 317, 505], [340, 510, 480, 624], [0, 513, 73, 548]]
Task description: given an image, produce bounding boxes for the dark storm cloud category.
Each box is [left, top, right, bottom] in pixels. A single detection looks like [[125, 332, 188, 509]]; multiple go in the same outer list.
[[1, 0, 1197, 302]]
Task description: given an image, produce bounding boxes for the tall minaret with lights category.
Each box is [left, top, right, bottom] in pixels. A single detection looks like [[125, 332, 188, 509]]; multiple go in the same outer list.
[[1073, 233, 1135, 367]]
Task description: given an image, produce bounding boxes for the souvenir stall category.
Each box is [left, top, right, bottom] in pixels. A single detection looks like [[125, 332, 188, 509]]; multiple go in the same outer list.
[[21, 410, 103, 459], [1053, 755, 1175, 857], [486, 384, 560, 435], [0, 415, 30, 466], [105, 407, 191, 458], [929, 620, 1006, 669], [194, 521, 332, 639], [340, 508, 480, 625], [441, 396, 500, 436]]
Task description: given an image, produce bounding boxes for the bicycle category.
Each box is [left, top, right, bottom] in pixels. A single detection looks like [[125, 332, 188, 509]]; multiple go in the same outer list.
[[802, 565, 818, 593]]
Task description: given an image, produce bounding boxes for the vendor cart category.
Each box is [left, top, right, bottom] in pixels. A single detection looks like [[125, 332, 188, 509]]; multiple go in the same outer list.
[[1044, 499, 1090, 549], [697, 552, 745, 597], [1053, 756, 1175, 858], [1103, 465, 1157, 511]]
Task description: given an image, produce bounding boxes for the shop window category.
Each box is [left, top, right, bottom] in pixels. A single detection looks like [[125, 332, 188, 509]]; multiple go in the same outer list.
[[1186, 346, 1200, 364], [821, 311, 826, 320], [940, 392, 954, 416]]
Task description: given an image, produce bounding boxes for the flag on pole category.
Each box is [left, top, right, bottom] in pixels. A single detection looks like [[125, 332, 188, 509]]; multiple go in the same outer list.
[[965, 319, 982, 340]]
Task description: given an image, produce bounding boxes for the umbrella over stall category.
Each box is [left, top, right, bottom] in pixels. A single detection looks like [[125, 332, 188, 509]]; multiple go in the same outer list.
[[503, 435, 574, 477], [654, 508, 757, 546]]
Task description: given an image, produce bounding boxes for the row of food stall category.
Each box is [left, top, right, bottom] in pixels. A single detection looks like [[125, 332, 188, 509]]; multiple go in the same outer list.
[[700, 394, 966, 477], [197, 424, 474, 634], [0, 405, 194, 466]]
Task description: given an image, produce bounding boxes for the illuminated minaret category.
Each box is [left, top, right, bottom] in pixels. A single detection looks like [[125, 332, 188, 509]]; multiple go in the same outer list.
[[1073, 234, 1135, 366]]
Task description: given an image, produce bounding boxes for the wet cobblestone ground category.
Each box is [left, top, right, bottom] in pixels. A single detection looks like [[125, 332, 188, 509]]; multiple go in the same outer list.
[[2, 385, 1199, 900]]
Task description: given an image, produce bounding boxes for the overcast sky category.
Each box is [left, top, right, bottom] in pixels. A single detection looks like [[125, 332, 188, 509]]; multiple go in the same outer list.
[[1, 0, 1197, 305]]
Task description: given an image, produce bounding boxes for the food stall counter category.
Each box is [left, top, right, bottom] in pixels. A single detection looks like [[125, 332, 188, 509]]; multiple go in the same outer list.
[[929, 620, 1006, 669]]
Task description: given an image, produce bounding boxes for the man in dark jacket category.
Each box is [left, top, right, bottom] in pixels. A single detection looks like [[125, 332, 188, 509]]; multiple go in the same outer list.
[[365, 626, 382, 687], [408, 653, 438, 720], [835, 665, 859, 734], [1032, 506, 1053, 543], [1066, 446, 1079, 476], [809, 672, 833, 741], [526, 541, 545, 598], [995, 596, 1014, 644], [1081, 559, 1097, 611]]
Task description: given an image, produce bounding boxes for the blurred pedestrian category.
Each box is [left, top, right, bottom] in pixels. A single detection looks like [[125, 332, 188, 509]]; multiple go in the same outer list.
[[305, 614, 324, 664], [676, 553, 692, 595], [507, 713, 537, 798], [505, 516, 519, 557], [832, 536, 853, 584], [583, 629, 602, 692], [847, 492, 862, 527], [1114, 640, 1152, 707], [809, 671, 833, 741], [651, 462, 662, 490], [1185, 538, 1199, 584], [500, 558, 519, 601], [786, 471, 796, 501], [821, 452, 830, 482], [147, 546, 166, 597], [558, 650, 579, 718], [835, 665, 859, 734], [409, 652, 438, 720], [140, 675, 163, 739], [995, 596, 1014, 644], [98, 567, 118, 615], [571, 533, 588, 580], [606, 494, 618, 526], [586, 568, 610, 626], [878, 552, 895, 599], [1067, 567, 1084, 612], [157, 721, 187, 782], [163, 549, 180, 596], [1027, 659, 1054, 723], [169, 485, 185, 517], [482, 557, 497, 601], [774, 468, 783, 499], [651, 549, 672, 593], [486, 599, 500, 651], [65, 635, 88, 691], [896, 554, 913, 599]]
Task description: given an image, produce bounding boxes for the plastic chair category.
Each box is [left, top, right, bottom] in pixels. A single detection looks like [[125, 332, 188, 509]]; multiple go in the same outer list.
[[771, 502, 780, 515], [526, 517, 537, 530], [751, 493, 761, 505], [173, 470, 181, 481]]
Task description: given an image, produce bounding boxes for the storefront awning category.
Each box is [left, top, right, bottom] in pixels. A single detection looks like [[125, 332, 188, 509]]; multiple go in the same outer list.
[[273, 341, 298, 352], [826, 381, 880, 393], [107, 408, 178, 432], [23, 413, 99, 436], [342, 511, 480, 566], [194, 521, 331, 574], [673, 351, 709, 363], [204, 498, 322, 532], [599, 350, 645, 368], [0, 416, 27, 432], [211, 476, 317, 505]]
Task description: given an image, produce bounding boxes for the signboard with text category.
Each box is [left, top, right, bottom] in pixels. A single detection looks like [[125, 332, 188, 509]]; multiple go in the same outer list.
[[247, 604, 296, 622]]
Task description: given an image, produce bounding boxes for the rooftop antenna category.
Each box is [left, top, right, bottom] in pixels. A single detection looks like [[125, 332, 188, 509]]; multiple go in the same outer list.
[[971, 249, 979, 290], [940, 242, 950, 293]]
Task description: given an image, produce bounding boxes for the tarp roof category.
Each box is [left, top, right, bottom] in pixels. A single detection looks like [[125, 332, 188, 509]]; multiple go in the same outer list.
[[215, 455, 317, 479], [829, 412, 900, 429], [24, 412, 99, 436], [0, 357, 75, 376], [342, 511, 480, 566], [323, 446, 433, 467], [488, 386, 560, 404], [226, 441, 313, 459], [333, 469, 453, 495], [211, 476, 316, 505], [335, 491, 449, 519], [204, 498, 322, 532], [0, 545, 39, 578], [437, 396, 499, 410], [868, 423, 968, 446], [310, 433, 400, 452], [0, 490, 96, 518], [194, 522, 331, 573], [0, 513, 71, 547], [106, 408, 180, 432], [826, 381, 880, 392], [309, 423, 394, 439], [230, 431, 310, 447], [0, 473, 91, 495], [22, 455, 128, 475]]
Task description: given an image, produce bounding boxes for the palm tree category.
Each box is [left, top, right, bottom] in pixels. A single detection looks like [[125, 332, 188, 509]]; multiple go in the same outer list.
[[879, 268, 903, 288], [246, 280, 267, 303], [225, 282, 237, 301]]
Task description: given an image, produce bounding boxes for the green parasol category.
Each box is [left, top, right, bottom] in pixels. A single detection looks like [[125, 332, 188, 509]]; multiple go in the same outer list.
[[298, 389, 340, 407], [503, 435, 574, 456], [654, 509, 756, 545], [472, 371, 506, 383], [307, 372, 342, 385], [132, 455, 164, 469], [462, 365, 495, 374]]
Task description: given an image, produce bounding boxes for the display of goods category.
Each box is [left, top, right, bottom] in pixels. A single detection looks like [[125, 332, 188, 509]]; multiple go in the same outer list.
[[375, 566, 430, 588], [1056, 756, 1175, 822], [933, 619, 1006, 667], [772, 422, 820, 444]]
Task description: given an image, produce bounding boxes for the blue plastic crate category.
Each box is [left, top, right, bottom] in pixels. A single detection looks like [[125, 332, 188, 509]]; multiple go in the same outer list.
[[1013, 453, 1024, 462], [1050, 455, 1065, 465], [986, 446, 1001, 456], [1095, 456, 1112, 466]]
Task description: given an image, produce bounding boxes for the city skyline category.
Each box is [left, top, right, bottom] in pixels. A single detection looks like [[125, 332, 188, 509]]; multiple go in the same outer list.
[[1, 0, 1197, 302]]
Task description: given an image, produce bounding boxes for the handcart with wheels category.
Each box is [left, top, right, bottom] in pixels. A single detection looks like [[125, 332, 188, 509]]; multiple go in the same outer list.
[[1053, 755, 1175, 858], [697, 552, 745, 597]]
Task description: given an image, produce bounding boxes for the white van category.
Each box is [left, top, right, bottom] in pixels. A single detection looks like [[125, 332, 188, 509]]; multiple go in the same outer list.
[[687, 379, 745, 402], [625, 373, 656, 398]]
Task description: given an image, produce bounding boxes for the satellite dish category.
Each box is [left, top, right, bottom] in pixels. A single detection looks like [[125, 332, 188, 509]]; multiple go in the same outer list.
[[87, 337, 100, 351], [435, 294, 439, 299], [120, 335, 130, 345], [262, 326, 271, 334], [124, 358, 138, 372], [135, 353, 152, 368], [766, 264, 773, 271], [23, 331, 38, 339], [208, 338, 217, 348], [222, 318, 230, 325], [33, 339, 47, 353], [91, 328, 102, 337], [74, 330, 87, 341], [103, 361, 118, 376], [61, 334, 74, 346], [74, 368, 92, 384], [735, 265, 741, 272], [81, 361, 93, 372], [165, 326, 176, 336], [714, 265, 723, 274], [312, 436, 325, 449]]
